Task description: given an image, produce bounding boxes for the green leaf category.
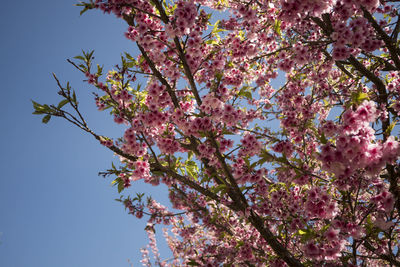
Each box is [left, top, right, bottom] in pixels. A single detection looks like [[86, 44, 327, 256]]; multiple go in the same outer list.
[[187, 260, 200, 266], [274, 19, 282, 36], [57, 99, 69, 109], [385, 119, 398, 136], [111, 177, 121, 186], [211, 20, 220, 32], [72, 91, 77, 104], [96, 64, 103, 76], [238, 86, 252, 99], [319, 132, 328, 145], [124, 52, 134, 61], [118, 181, 125, 193], [80, 7, 88, 16], [212, 184, 227, 195], [73, 55, 85, 61], [31, 100, 40, 109], [32, 100, 47, 113], [297, 228, 314, 242], [43, 104, 51, 112], [252, 149, 273, 168], [243, 157, 251, 168], [42, 115, 51, 124], [75, 2, 95, 16], [351, 91, 369, 105], [276, 156, 288, 164], [87, 50, 95, 60], [126, 61, 135, 68], [235, 240, 244, 248], [187, 151, 193, 161], [186, 160, 199, 181], [298, 229, 307, 235], [215, 71, 223, 81]]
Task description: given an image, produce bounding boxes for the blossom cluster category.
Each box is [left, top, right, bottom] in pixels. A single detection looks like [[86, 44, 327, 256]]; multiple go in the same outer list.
[[43, 0, 400, 266]]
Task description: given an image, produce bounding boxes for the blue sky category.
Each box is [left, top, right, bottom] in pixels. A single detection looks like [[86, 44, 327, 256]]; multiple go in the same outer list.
[[0, 1, 171, 266]]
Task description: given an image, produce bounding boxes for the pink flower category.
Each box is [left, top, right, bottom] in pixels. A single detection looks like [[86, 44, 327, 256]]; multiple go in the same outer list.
[[305, 242, 320, 259], [325, 228, 340, 241]]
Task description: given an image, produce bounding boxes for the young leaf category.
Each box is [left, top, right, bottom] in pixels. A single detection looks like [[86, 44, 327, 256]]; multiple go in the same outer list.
[[118, 181, 125, 193], [42, 115, 51, 124], [57, 99, 69, 109]]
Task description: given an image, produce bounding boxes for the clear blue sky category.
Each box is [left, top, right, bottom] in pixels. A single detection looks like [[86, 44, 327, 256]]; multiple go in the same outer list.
[[0, 1, 170, 266]]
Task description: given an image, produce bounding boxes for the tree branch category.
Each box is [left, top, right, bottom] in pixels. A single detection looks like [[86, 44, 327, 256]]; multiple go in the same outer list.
[[361, 7, 400, 70]]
